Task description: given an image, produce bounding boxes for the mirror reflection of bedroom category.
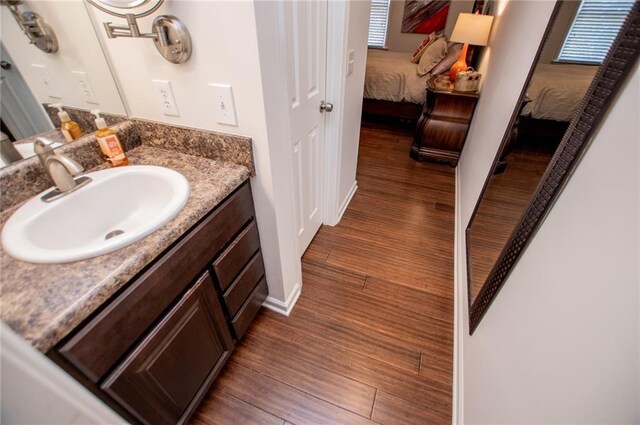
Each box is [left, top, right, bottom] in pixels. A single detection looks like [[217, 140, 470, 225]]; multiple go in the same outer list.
[[466, 0, 604, 302], [353, 0, 631, 394]]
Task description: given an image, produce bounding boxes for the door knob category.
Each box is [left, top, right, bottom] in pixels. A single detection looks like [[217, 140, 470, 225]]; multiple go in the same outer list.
[[0, 61, 12, 70], [320, 101, 333, 113]]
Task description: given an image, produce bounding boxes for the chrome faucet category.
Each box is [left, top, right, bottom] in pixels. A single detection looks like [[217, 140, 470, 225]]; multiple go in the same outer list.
[[34, 137, 91, 202], [34, 137, 55, 171], [44, 155, 84, 192]]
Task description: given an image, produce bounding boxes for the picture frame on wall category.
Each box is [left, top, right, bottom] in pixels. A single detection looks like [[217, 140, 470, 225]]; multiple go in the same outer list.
[[401, 0, 451, 34]]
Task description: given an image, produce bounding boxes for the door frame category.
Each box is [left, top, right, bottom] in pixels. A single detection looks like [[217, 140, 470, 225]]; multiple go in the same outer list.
[[323, 1, 352, 227], [253, 0, 357, 316]]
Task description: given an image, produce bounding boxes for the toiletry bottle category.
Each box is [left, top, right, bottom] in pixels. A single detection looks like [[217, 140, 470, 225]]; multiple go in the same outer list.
[[91, 109, 128, 167], [50, 104, 84, 143]]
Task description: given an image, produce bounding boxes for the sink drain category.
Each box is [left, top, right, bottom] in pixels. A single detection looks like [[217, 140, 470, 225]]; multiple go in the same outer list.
[[105, 230, 125, 240]]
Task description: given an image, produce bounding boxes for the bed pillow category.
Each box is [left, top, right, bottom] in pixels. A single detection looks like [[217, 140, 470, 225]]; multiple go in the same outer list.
[[430, 42, 463, 76], [417, 37, 448, 76], [410, 32, 437, 63]]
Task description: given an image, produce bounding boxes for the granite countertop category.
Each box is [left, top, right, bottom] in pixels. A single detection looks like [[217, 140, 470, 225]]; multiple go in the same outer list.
[[0, 145, 250, 352]]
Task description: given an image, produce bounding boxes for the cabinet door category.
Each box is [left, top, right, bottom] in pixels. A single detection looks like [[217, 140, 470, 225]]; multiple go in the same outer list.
[[101, 272, 233, 425]]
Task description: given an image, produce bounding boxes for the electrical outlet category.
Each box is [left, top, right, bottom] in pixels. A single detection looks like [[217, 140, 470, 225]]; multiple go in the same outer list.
[[32, 64, 61, 98], [208, 83, 238, 126], [152, 79, 179, 116], [72, 71, 98, 104]]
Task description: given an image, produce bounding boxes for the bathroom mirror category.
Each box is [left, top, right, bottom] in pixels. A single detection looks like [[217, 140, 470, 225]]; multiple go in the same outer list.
[[466, 0, 639, 333], [0, 0, 127, 168]]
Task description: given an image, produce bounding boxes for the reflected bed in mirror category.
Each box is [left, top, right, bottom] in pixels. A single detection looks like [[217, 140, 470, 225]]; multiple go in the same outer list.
[[0, 0, 127, 168], [466, 0, 639, 332]]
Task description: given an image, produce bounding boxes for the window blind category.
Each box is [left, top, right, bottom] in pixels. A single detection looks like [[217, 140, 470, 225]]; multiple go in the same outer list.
[[368, 0, 390, 48], [557, 0, 634, 64]]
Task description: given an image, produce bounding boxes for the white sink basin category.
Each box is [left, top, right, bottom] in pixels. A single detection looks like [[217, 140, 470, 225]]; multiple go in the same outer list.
[[2, 165, 190, 264]]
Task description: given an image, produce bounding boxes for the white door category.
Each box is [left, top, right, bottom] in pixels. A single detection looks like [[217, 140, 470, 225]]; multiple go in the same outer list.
[[283, 1, 328, 256], [0, 43, 53, 139]]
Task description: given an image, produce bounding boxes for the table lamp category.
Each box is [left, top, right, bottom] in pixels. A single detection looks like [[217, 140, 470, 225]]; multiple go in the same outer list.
[[449, 12, 494, 81]]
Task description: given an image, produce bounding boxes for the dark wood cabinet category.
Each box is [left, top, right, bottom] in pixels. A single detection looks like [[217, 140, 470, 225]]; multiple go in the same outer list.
[[411, 87, 479, 167], [49, 181, 268, 425], [102, 272, 233, 425]]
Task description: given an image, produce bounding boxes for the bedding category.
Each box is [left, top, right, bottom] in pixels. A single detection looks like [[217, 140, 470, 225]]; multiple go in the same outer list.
[[364, 49, 428, 104], [522, 63, 597, 122]]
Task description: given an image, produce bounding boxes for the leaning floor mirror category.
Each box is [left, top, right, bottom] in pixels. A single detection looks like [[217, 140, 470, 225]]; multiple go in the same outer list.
[[466, 0, 639, 333]]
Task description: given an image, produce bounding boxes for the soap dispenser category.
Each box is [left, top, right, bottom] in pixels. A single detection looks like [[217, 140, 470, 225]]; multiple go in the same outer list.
[[91, 109, 128, 167], [49, 104, 83, 143]]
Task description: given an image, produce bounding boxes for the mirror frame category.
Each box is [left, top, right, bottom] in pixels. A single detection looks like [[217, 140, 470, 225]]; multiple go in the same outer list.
[[465, 1, 640, 334]]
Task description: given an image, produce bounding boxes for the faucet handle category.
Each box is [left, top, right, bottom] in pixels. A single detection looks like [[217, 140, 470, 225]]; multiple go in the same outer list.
[[46, 154, 84, 176], [43, 154, 85, 194], [34, 137, 55, 169]]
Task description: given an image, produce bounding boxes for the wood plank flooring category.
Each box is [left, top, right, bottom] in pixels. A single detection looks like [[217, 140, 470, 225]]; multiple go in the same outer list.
[[191, 119, 455, 425], [467, 146, 553, 302]]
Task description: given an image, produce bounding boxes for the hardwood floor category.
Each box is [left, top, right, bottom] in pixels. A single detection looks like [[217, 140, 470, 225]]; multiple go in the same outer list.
[[191, 119, 456, 425], [467, 146, 553, 302]]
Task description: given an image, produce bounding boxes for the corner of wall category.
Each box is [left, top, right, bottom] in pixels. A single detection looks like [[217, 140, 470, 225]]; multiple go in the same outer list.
[[253, 0, 303, 314], [453, 166, 465, 425]]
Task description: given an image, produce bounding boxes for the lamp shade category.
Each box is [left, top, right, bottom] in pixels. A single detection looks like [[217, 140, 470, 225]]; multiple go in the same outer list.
[[449, 13, 494, 46]]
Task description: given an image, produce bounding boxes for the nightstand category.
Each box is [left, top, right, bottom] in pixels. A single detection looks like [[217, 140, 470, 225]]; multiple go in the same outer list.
[[410, 86, 479, 167]]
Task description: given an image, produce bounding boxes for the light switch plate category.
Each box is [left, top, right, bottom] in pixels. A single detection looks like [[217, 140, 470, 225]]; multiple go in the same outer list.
[[152, 79, 179, 116], [208, 83, 238, 126], [32, 64, 61, 98], [72, 71, 99, 105], [347, 49, 355, 76]]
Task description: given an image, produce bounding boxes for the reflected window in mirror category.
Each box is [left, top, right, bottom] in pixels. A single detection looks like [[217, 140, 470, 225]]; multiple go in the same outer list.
[[465, 0, 639, 331]]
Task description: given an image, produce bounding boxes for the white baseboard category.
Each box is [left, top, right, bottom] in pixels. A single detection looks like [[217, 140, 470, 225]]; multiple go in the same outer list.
[[453, 168, 463, 425], [328, 180, 357, 226], [262, 281, 302, 316]]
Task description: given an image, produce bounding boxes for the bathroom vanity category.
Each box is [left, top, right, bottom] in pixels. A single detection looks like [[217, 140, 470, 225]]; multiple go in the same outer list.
[[50, 181, 267, 424], [0, 120, 266, 425]]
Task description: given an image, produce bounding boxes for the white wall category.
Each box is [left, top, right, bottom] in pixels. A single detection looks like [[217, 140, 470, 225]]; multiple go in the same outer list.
[[337, 0, 369, 216], [455, 0, 640, 423], [253, 0, 305, 312], [0, 324, 125, 424], [458, 0, 555, 226], [386, 0, 474, 53], [86, 1, 300, 310], [0, 0, 126, 114]]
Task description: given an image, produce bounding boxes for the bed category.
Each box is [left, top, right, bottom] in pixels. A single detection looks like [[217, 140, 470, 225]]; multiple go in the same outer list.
[[517, 63, 598, 151], [523, 63, 598, 122], [363, 50, 429, 122], [499, 63, 598, 171]]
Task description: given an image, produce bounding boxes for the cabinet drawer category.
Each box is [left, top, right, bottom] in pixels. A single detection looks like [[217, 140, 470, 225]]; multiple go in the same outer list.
[[101, 272, 233, 425], [59, 182, 253, 383], [223, 251, 265, 317], [232, 277, 268, 339], [213, 220, 260, 291]]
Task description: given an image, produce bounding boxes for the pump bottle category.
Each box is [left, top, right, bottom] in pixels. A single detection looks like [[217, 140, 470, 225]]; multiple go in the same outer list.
[[91, 109, 128, 167], [49, 103, 83, 142]]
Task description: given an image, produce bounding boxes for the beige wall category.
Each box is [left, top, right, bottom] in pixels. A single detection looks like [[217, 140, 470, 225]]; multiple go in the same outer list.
[[338, 1, 370, 206], [386, 0, 474, 53], [455, 0, 640, 423], [86, 1, 298, 309], [539, 0, 580, 63]]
